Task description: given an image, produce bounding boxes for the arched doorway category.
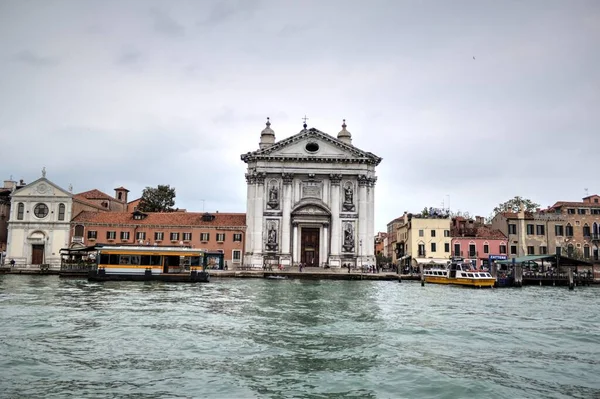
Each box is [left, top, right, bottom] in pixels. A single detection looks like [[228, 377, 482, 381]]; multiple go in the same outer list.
[[291, 200, 331, 267]]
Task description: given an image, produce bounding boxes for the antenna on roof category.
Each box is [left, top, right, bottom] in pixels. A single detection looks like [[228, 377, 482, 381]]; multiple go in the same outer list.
[[585, 188, 589, 197]]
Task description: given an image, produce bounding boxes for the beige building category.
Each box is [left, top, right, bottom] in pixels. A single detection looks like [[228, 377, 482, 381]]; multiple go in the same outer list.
[[395, 211, 451, 270], [490, 194, 600, 262]]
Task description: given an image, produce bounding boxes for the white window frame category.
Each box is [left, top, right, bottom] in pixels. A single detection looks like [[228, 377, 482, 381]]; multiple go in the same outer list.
[[183, 232, 192, 241], [232, 250, 241, 262], [155, 232, 164, 241]]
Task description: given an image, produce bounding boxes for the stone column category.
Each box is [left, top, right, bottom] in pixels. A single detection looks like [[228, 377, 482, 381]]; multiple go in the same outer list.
[[250, 173, 265, 267], [292, 222, 299, 265], [328, 174, 342, 268], [367, 177, 377, 259], [358, 175, 368, 264], [244, 172, 256, 258], [323, 223, 329, 266], [280, 173, 294, 266]]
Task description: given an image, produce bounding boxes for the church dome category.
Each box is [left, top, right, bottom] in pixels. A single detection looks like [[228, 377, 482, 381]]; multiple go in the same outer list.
[[337, 119, 352, 145]]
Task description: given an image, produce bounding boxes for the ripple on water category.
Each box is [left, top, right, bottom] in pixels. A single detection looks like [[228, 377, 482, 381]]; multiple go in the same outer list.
[[1, 276, 599, 398]]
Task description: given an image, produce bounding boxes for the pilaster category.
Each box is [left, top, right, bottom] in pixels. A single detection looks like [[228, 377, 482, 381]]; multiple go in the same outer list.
[[328, 174, 342, 268], [358, 174, 368, 264], [244, 172, 256, 257], [280, 173, 294, 265]]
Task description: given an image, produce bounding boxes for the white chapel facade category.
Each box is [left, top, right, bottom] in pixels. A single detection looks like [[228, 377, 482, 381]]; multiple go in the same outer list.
[[241, 119, 382, 269], [6, 170, 73, 268]]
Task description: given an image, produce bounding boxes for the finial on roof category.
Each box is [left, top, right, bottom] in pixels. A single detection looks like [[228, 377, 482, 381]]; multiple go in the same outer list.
[[337, 118, 352, 145], [302, 115, 309, 129], [42, 167, 46, 178], [69, 184, 73, 193], [259, 116, 276, 149]]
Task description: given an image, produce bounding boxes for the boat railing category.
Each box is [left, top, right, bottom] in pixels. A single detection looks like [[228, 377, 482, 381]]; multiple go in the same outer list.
[[60, 260, 96, 272]]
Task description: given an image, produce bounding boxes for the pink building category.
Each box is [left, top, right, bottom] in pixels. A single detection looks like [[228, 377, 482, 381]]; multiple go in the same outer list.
[[451, 217, 507, 269]]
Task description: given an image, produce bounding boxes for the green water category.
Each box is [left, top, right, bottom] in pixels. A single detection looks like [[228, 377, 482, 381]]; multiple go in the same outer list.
[[0, 275, 599, 398]]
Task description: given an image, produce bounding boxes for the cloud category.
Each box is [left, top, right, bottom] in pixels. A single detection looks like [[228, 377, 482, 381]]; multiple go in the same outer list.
[[150, 8, 185, 37], [116, 47, 144, 65], [1, 0, 599, 231], [13, 50, 58, 67]]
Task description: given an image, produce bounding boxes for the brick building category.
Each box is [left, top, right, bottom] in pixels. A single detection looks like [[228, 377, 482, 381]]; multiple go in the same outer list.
[[70, 210, 246, 267]]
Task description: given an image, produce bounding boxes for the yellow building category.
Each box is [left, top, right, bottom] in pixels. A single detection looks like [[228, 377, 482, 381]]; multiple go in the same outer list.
[[395, 211, 451, 271]]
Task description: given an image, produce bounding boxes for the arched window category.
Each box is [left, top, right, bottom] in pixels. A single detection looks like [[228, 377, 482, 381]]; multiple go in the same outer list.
[[17, 203, 24, 220], [594, 222, 599, 237], [566, 224, 574, 237], [584, 245, 590, 259], [567, 244, 574, 257], [58, 203, 66, 221], [74, 224, 84, 238]]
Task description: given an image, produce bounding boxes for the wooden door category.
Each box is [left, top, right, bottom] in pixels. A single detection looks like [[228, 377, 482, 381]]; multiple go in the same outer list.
[[301, 228, 320, 267], [32, 245, 44, 265]]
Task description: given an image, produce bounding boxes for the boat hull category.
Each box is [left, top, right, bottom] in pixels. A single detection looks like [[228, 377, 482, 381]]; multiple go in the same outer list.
[[424, 275, 495, 288]]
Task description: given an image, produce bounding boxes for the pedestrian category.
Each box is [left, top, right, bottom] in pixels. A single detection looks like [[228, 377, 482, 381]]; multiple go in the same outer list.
[[9, 258, 15, 268]]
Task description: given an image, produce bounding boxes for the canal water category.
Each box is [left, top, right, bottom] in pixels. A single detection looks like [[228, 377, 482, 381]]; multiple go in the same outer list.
[[0, 276, 599, 399]]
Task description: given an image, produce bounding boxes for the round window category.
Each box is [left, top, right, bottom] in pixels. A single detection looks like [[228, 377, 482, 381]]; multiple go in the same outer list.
[[305, 142, 319, 153], [34, 203, 49, 218]]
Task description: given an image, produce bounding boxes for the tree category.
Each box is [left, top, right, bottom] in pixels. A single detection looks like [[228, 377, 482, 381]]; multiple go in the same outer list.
[[492, 196, 540, 216], [137, 185, 176, 212]]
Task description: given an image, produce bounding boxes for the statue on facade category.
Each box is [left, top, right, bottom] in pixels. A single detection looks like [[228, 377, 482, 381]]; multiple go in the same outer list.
[[343, 183, 355, 212], [343, 223, 355, 252], [266, 223, 278, 251], [267, 183, 280, 210]]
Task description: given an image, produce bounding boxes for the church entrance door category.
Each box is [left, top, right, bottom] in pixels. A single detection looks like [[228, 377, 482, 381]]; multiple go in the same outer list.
[[301, 228, 320, 267], [31, 245, 44, 265]]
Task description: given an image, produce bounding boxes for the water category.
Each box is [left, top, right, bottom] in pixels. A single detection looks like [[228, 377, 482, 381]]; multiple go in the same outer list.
[[0, 276, 599, 399]]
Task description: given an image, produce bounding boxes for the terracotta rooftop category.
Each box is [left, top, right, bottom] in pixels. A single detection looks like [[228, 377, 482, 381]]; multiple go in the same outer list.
[[75, 189, 114, 201], [500, 212, 535, 220], [548, 201, 600, 209], [114, 186, 129, 192], [72, 211, 246, 227], [73, 196, 108, 211], [451, 225, 507, 240]]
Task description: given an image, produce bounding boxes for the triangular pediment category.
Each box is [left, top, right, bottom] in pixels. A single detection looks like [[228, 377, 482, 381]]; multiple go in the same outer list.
[[11, 177, 72, 199], [241, 128, 381, 165]]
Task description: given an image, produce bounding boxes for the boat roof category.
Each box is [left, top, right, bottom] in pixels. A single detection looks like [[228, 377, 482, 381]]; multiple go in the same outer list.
[[98, 246, 204, 253], [496, 254, 592, 266]]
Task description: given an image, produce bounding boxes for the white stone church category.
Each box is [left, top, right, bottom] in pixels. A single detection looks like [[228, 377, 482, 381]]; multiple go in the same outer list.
[[241, 119, 382, 269]]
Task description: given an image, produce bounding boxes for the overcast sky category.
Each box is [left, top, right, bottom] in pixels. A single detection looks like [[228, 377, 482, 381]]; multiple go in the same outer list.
[[1, 0, 599, 231]]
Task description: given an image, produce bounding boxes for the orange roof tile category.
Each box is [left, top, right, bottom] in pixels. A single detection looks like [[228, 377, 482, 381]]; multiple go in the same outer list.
[[72, 211, 246, 228], [73, 196, 108, 211], [548, 201, 600, 209], [75, 189, 114, 201], [114, 186, 129, 192]]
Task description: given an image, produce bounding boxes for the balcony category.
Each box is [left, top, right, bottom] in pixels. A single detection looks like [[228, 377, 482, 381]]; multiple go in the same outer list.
[[453, 251, 463, 257], [591, 234, 600, 241], [417, 250, 426, 257]]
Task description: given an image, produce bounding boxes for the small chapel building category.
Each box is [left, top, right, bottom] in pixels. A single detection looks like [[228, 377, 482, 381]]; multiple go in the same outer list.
[[241, 118, 382, 269]]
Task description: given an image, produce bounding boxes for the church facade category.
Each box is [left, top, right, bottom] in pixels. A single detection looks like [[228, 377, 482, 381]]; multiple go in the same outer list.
[[6, 172, 73, 269], [241, 119, 382, 269]]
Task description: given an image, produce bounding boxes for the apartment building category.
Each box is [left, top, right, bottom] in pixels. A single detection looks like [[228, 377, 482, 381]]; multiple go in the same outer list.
[[450, 216, 507, 269], [490, 194, 600, 262], [395, 210, 451, 270]]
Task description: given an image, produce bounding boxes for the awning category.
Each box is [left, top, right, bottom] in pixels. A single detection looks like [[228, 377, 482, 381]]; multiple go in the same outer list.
[[414, 258, 449, 265], [496, 254, 592, 266]]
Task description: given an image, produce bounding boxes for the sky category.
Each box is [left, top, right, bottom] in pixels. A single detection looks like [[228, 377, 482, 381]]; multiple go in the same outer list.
[[1, 0, 599, 232]]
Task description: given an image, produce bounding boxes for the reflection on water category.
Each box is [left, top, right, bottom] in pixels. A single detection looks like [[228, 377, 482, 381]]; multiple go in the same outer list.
[[1, 275, 600, 398]]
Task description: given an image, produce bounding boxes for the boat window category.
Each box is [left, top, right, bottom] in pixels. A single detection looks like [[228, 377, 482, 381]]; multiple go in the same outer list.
[[165, 255, 181, 267], [130, 256, 140, 265], [485, 273, 491, 277], [190, 256, 203, 267], [460, 272, 466, 277], [151, 256, 162, 266], [109, 254, 119, 264], [119, 255, 131, 265], [100, 254, 109, 265], [140, 255, 150, 265], [467, 273, 473, 277]]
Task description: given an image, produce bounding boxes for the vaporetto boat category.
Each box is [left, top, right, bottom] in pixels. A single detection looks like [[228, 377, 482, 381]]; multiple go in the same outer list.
[[423, 261, 495, 288]]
